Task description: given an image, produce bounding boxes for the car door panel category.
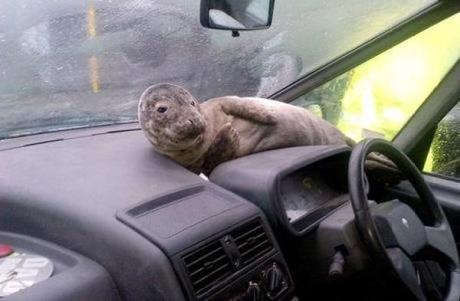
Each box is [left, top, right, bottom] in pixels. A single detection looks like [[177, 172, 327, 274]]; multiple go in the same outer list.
[[425, 176, 460, 243]]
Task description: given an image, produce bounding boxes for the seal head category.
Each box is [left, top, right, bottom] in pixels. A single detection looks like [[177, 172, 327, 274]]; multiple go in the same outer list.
[[138, 83, 206, 151]]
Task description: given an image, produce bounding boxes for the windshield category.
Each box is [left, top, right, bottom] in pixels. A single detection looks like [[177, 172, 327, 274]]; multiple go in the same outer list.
[[0, 0, 436, 139]]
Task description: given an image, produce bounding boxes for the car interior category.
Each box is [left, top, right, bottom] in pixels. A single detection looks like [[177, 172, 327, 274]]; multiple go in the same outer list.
[[0, 0, 460, 301]]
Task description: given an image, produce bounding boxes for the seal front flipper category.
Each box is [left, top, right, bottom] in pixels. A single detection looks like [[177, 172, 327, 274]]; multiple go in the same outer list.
[[346, 137, 403, 187], [220, 98, 277, 125], [365, 154, 404, 187], [202, 123, 240, 176]]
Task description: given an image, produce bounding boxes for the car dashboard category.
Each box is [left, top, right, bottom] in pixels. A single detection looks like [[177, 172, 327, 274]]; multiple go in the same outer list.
[[211, 145, 351, 236], [0, 125, 352, 301]]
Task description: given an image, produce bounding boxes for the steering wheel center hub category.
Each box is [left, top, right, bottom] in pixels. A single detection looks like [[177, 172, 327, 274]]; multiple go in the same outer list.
[[372, 200, 427, 256]]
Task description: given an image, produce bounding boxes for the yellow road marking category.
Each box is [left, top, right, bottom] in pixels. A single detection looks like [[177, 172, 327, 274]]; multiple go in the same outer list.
[[87, 3, 100, 93], [89, 56, 100, 93], [87, 4, 97, 39]]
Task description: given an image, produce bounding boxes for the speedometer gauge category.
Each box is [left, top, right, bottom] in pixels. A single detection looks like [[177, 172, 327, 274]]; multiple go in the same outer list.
[[279, 154, 349, 233]]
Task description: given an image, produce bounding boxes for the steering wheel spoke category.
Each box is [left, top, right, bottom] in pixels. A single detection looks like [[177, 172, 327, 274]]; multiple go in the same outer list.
[[424, 223, 459, 268], [386, 247, 426, 301]]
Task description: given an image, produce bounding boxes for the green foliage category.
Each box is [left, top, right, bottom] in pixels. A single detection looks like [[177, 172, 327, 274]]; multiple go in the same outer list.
[[335, 13, 460, 144], [430, 103, 460, 176], [296, 14, 460, 174]]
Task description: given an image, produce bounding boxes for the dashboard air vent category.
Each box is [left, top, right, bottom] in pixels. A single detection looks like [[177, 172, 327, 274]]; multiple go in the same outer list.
[[182, 240, 232, 296], [231, 219, 273, 266], [181, 218, 274, 298]]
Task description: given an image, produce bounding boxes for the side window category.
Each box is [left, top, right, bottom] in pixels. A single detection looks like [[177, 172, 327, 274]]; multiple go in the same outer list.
[[423, 102, 460, 179], [291, 13, 460, 142]]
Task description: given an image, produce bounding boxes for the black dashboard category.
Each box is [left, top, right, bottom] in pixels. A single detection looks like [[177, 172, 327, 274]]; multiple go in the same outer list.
[[210, 145, 351, 236], [0, 124, 353, 300]]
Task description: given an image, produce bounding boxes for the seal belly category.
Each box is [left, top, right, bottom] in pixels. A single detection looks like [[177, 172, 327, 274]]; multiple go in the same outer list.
[[231, 118, 272, 156], [267, 101, 348, 145], [238, 100, 347, 154]]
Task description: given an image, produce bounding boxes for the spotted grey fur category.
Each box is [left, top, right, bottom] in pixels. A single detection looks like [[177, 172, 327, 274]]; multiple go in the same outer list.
[[138, 83, 398, 179]]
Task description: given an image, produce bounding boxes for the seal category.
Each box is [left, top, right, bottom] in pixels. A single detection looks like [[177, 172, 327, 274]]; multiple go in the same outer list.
[[139, 83, 399, 180]]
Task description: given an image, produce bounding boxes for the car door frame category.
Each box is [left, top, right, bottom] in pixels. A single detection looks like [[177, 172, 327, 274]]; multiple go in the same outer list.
[[270, 0, 460, 103], [394, 58, 460, 244]]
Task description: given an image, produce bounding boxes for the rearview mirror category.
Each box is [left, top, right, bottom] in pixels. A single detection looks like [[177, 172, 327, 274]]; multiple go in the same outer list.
[[200, 0, 274, 31]]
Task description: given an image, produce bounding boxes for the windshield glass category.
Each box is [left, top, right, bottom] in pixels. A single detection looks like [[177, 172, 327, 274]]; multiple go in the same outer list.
[[0, 0, 436, 139]]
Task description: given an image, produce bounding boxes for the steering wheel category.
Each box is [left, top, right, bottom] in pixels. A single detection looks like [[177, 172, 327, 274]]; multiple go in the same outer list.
[[348, 138, 460, 301]]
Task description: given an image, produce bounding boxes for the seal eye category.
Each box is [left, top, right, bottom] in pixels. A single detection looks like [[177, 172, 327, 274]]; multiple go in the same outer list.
[[157, 106, 168, 113], [191, 101, 195, 107]]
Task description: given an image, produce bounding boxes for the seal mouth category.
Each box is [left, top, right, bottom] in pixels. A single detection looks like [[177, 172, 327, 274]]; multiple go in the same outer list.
[[164, 131, 203, 151], [183, 127, 204, 140], [175, 117, 206, 139]]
